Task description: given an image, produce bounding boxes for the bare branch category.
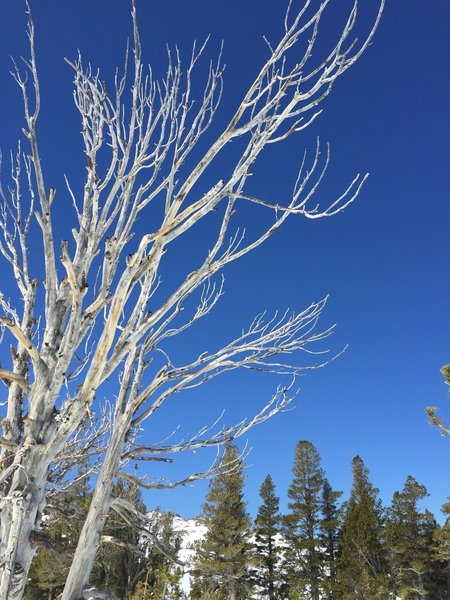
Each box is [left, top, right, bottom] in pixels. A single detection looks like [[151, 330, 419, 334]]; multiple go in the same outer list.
[[100, 535, 145, 556], [110, 497, 185, 566], [0, 1, 385, 597], [0, 316, 43, 369], [0, 369, 30, 393]]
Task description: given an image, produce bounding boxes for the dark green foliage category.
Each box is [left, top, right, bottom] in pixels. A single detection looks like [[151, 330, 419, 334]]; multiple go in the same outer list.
[[284, 440, 324, 600], [432, 499, 450, 596], [319, 479, 342, 600], [434, 499, 450, 563], [92, 480, 149, 598], [442, 364, 450, 387], [253, 474, 286, 599], [25, 477, 183, 600], [337, 456, 389, 599], [385, 476, 441, 598], [426, 363, 450, 435], [24, 441, 448, 599], [25, 514, 82, 600], [24, 473, 92, 600], [192, 444, 252, 600]]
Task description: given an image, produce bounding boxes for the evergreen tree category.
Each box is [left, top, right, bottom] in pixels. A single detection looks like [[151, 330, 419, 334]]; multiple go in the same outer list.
[[319, 479, 342, 600], [284, 440, 324, 600], [25, 505, 85, 600], [433, 500, 450, 561], [25, 471, 92, 600], [421, 514, 448, 600], [432, 499, 450, 597], [337, 456, 388, 599], [253, 474, 286, 599], [385, 475, 443, 599], [25, 477, 163, 600], [192, 444, 252, 600]]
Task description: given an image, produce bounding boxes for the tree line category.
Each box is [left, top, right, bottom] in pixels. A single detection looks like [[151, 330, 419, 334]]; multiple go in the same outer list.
[[24, 441, 449, 599]]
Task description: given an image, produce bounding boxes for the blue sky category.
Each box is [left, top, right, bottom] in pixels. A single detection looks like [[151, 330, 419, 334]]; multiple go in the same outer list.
[[0, 0, 449, 521]]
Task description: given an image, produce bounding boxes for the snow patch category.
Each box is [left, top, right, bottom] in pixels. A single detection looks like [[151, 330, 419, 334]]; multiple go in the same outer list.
[[172, 515, 207, 595]]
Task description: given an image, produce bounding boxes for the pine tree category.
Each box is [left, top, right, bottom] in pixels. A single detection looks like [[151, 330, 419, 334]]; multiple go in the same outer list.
[[432, 499, 450, 598], [433, 500, 450, 562], [24, 471, 92, 600], [25, 477, 157, 600], [253, 474, 286, 599], [337, 455, 388, 599], [284, 440, 324, 600], [193, 444, 252, 600], [319, 479, 342, 600], [385, 475, 442, 599]]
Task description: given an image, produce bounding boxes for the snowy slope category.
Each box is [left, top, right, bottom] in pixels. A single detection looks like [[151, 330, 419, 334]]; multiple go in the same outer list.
[[168, 514, 288, 597], [171, 515, 207, 595]]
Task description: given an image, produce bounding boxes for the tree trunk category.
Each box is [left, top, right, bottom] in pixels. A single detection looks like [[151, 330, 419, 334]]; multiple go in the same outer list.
[[0, 446, 51, 600], [268, 535, 276, 600], [61, 414, 129, 600], [228, 580, 237, 600]]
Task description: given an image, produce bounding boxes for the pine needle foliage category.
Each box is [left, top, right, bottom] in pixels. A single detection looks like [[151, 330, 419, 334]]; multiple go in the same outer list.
[[253, 474, 286, 599], [337, 456, 389, 599], [319, 479, 342, 600], [192, 444, 252, 600], [385, 476, 440, 599], [93, 481, 149, 598], [24, 473, 92, 600], [284, 440, 324, 600], [426, 364, 450, 436], [431, 499, 450, 597]]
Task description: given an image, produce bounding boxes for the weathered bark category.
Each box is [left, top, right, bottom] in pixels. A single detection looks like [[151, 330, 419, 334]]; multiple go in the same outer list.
[[61, 414, 129, 600], [0, 1, 385, 598], [228, 580, 237, 600], [0, 447, 53, 599], [0, 341, 97, 599]]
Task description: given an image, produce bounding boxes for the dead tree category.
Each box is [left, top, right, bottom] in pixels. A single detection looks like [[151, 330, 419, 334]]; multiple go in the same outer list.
[[0, 1, 384, 598]]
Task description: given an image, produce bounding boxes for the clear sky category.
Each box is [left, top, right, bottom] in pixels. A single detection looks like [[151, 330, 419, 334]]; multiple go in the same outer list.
[[0, 0, 449, 521]]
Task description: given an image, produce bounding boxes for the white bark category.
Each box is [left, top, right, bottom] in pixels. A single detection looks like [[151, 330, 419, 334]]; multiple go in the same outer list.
[[0, 1, 384, 598]]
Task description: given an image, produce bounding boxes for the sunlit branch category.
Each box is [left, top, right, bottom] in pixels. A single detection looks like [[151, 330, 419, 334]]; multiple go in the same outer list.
[[0, 1, 384, 597]]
